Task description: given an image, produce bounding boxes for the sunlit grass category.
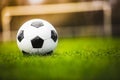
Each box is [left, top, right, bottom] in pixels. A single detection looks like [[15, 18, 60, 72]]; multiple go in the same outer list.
[[0, 37, 120, 80]]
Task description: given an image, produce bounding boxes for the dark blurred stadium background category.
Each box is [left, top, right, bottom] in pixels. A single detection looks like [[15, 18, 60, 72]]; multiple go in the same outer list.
[[0, 0, 120, 41]]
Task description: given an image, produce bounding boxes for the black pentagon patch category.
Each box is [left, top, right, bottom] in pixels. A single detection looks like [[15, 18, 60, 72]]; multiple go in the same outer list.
[[31, 36, 44, 48], [18, 30, 24, 42], [51, 30, 57, 42], [31, 21, 44, 28]]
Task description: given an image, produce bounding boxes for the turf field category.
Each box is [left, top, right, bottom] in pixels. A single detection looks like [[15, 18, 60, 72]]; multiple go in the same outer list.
[[0, 37, 120, 80]]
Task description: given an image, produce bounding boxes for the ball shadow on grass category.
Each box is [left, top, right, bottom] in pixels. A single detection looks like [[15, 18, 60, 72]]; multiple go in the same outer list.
[[22, 50, 53, 56]]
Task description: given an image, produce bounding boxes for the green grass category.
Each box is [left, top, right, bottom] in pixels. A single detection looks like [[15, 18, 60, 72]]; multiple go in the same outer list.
[[0, 37, 120, 80]]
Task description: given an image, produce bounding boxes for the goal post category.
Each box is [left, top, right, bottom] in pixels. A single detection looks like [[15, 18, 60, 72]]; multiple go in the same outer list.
[[1, 1, 111, 41]]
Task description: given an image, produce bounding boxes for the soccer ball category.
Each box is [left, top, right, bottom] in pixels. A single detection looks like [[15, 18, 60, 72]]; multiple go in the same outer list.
[[16, 19, 58, 55]]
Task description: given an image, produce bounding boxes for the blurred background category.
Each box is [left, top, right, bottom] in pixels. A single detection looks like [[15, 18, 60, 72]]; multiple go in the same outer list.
[[0, 0, 120, 41]]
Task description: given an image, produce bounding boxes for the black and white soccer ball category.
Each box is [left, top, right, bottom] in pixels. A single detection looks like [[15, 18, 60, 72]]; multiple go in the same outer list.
[[16, 19, 58, 55]]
